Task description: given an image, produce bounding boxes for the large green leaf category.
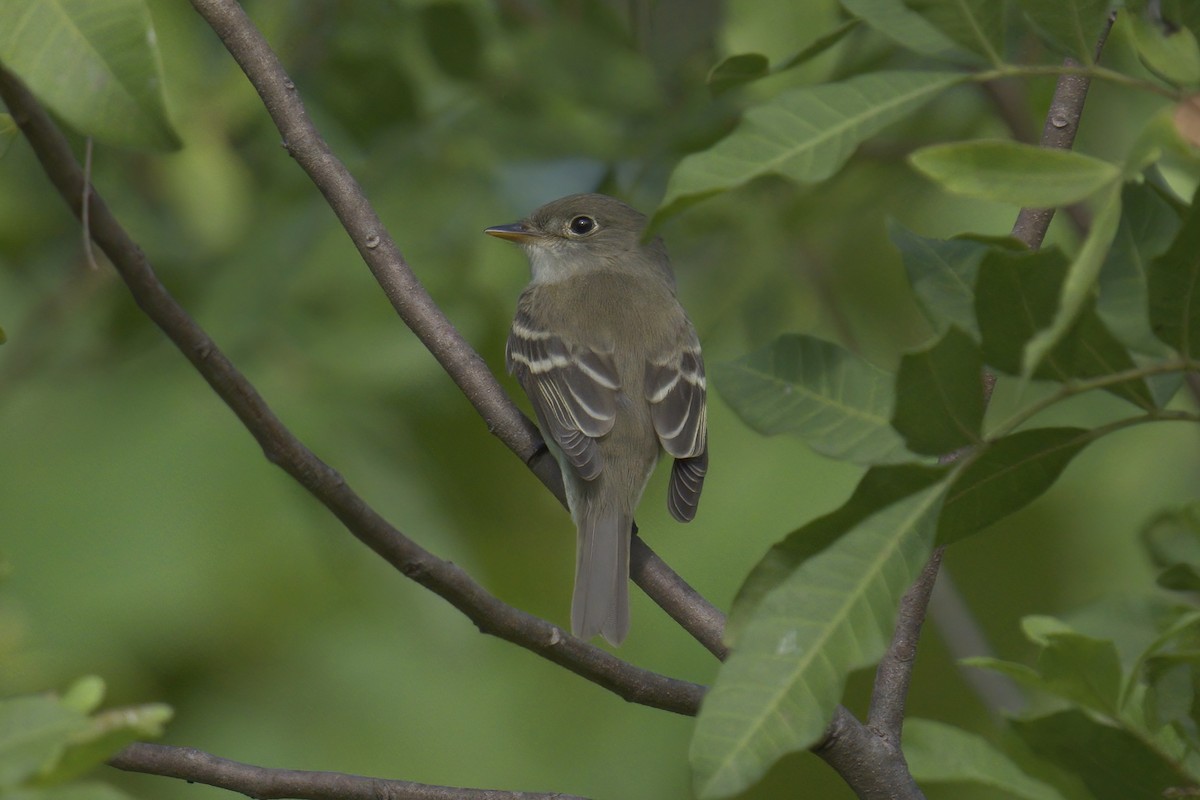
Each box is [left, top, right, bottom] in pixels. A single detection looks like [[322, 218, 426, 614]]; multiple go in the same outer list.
[[892, 326, 985, 455], [1130, 13, 1200, 87], [713, 334, 914, 464], [1017, 0, 1111, 63], [1097, 182, 1183, 355], [691, 481, 947, 798], [1012, 709, 1195, 800], [976, 248, 1155, 409], [0, 0, 179, 150], [0, 696, 87, 787], [1022, 616, 1124, 716], [727, 463, 948, 645], [1022, 186, 1123, 378], [1148, 186, 1200, 359], [888, 221, 996, 338], [903, 718, 1068, 800], [938, 427, 1095, 544], [909, 140, 1121, 207], [660, 71, 964, 216], [903, 0, 1007, 64], [839, 0, 970, 59]]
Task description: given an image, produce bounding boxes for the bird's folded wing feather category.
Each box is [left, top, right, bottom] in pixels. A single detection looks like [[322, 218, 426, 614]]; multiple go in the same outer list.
[[645, 325, 708, 522], [506, 311, 619, 481]]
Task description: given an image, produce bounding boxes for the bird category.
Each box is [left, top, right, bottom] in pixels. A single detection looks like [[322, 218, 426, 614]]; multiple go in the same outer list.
[[485, 193, 707, 645]]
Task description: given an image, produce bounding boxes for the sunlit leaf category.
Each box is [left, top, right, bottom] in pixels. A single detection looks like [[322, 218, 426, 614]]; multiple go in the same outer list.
[[660, 70, 964, 216], [904, 718, 1068, 800], [909, 140, 1121, 207], [1017, 0, 1111, 64], [892, 326, 985, 455], [691, 482, 946, 798], [1148, 186, 1200, 358], [713, 334, 913, 464], [1022, 185, 1123, 378], [727, 463, 948, 645], [0, 0, 180, 150], [938, 427, 1095, 545], [0, 696, 87, 787], [903, 0, 1006, 65], [1130, 13, 1200, 87]]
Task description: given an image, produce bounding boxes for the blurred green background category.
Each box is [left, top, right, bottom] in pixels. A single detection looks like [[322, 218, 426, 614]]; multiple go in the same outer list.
[[1, 1, 1197, 798]]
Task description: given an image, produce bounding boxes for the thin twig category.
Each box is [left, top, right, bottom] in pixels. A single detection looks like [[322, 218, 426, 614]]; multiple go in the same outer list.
[[186, 0, 727, 659], [109, 743, 588, 800], [80, 136, 99, 270], [0, 63, 703, 717]]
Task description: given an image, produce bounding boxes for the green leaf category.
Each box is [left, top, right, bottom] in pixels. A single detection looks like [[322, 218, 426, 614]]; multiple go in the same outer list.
[[0, 696, 87, 787], [660, 70, 964, 216], [57, 679, 104, 716], [976, 247, 1155, 409], [1130, 13, 1200, 87], [903, 0, 1007, 64], [938, 427, 1094, 545], [691, 481, 947, 798], [888, 221, 996, 338], [839, 0, 971, 59], [1148, 186, 1200, 358], [708, 19, 864, 94], [892, 327, 985, 455], [1097, 182, 1183, 355], [1017, 0, 1111, 64], [1022, 185, 1123, 377], [0, 0, 180, 150], [1022, 616, 1123, 715], [1012, 709, 1195, 800], [909, 140, 1121, 207], [1143, 503, 1200, 592], [903, 718, 1069, 800], [713, 334, 914, 464], [727, 463, 948, 645], [43, 703, 172, 785], [6, 781, 136, 800], [707, 53, 770, 93]]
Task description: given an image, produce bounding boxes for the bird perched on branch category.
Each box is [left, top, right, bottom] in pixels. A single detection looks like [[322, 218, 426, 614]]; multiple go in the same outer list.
[[486, 193, 708, 645]]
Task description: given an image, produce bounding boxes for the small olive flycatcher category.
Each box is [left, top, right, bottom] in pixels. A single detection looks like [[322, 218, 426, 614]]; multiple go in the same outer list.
[[485, 193, 708, 645]]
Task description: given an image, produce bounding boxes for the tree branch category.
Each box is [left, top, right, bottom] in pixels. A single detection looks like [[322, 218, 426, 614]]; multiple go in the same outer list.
[[109, 743, 588, 800], [0, 63, 703, 716], [185, 0, 728, 659]]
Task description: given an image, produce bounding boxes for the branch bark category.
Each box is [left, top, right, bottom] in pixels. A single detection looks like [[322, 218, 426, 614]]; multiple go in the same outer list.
[[109, 743, 588, 800], [0, 63, 702, 717], [186, 0, 728, 660]]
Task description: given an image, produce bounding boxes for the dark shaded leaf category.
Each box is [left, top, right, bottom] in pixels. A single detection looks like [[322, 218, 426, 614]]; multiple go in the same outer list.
[[1023, 616, 1123, 715], [892, 326, 985, 455], [1148, 185, 1200, 358], [1143, 502, 1200, 591], [1012, 709, 1195, 800], [888, 221, 996, 338], [976, 248, 1155, 409], [939, 427, 1094, 544]]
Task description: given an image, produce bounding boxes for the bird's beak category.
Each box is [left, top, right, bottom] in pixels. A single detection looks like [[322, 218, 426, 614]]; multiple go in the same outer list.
[[484, 222, 537, 242]]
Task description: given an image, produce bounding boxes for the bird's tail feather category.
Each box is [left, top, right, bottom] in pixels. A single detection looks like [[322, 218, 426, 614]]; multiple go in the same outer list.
[[572, 506, 631, 646]]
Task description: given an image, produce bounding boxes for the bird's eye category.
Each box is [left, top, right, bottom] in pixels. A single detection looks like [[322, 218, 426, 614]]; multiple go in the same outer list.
[[568, 215, 597, 236]]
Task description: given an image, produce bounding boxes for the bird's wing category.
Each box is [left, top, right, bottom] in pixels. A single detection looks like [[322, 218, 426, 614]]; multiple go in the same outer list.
[[645, 324, 708, 522], [506, 309, 620, 481]]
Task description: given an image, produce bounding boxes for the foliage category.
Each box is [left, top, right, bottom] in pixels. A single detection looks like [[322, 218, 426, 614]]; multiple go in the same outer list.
[[1, 0, 1200, 799]]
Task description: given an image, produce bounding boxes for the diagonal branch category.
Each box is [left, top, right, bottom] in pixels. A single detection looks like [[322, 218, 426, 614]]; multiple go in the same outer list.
[[186, 0, 727, 660], [109, 742, 589, 800], [0, 63, 702, 717]]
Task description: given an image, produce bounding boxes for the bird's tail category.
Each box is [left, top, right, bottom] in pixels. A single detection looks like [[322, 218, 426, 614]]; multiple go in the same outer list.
[[572, 505, 631, 646]]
